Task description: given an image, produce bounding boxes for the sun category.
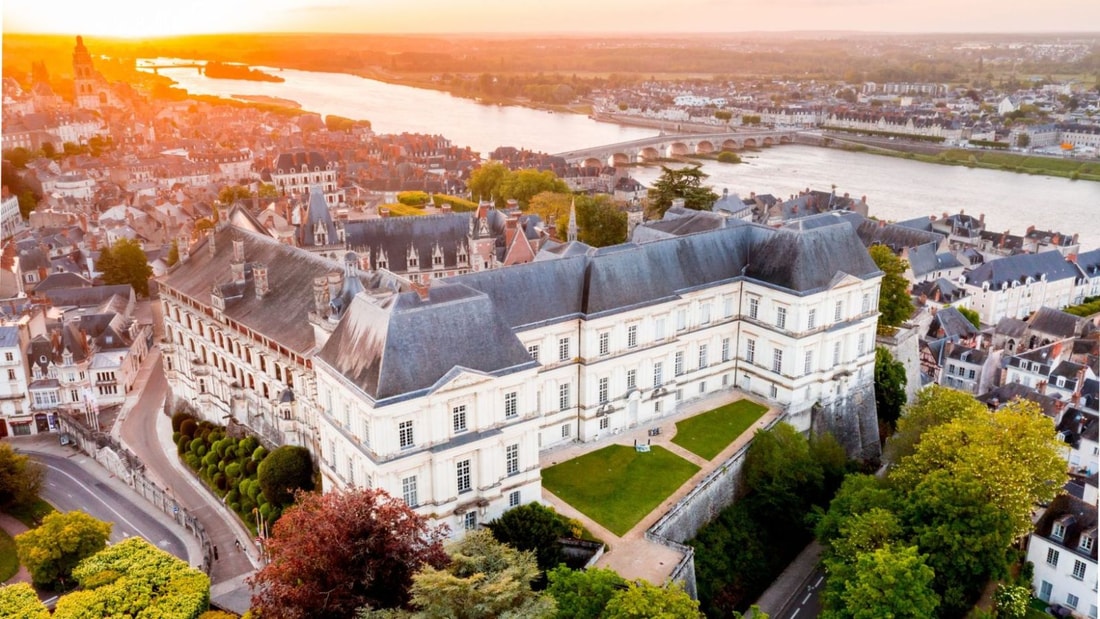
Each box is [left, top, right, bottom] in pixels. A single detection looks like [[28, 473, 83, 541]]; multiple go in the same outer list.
[[3, 0, 278, 37]]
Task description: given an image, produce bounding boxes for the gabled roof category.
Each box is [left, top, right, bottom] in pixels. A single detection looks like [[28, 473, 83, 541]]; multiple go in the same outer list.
[[34, 272, 93, 291], [345, 213, 471, 272], [41, 285, 133, 309], [1027, 306, 1080, 339], [1032, 494, 1098, 561], [298, 185, 338, 247], [929, 306, 979, 340], [965, 251, 1080, 288], [748, 223, 879, 294]]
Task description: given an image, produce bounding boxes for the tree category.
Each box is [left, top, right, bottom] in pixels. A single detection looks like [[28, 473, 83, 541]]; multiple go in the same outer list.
[[166, 240, 180, 267], [256, 445, 315, 509], [218, 185, 253, 205], [827, 507, 903, 565], [993, 584, 1030, 619], [821, 545, 938, 619], [1016, 133, 1031, 148], [891, 398, 1067, 536], [499, 169, 569, 208], [0, 582, 49, 618], [742, 423, 826, 523], [814, 474, 898, 551], [3, 146, 34, 168], [467, 162, 510, 206], [258, 183, 279, 199], [956, 305, 980, 329], [873, 347, 907, 433], [487, 503, 574, 576], [546, 566, 625, 619], [527, 191, 573, 236], [18, 190, 37, 220], [96, 238, 153, 297], [601, 580, 701, 619], [575, 195, 628, 247], [868, 245, 913, 330], [884, 385, 986, 464], [15, 511, 111, 589], [0, 443, 44, 512], [644, 164, 719, 220], [250, 487, 449, 618], [401, 529, 555, 619]]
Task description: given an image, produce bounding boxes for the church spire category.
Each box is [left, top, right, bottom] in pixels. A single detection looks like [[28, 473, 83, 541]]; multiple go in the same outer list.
[[567, 197, 578, 243]]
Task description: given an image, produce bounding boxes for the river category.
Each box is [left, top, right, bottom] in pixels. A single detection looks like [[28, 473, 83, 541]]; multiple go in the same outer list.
[[141, 60, 1100, 249]]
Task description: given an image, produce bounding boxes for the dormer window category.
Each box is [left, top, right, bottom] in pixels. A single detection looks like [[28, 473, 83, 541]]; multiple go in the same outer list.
[[1080, 532, 1095, 553], [407, 246, 419, 269], [432, 244, 443, 267], [1052, 517, 1072, 541], [62, 350, 73, 366]]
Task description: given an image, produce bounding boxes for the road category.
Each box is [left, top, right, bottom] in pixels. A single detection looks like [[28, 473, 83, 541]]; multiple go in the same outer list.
[[776, 568, 825, 619], [30, 451, 187, 559]]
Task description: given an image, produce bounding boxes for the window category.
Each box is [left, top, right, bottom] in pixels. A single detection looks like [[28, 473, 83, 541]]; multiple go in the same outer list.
[[723, 296, 734, 318], [509, 490, 521, 507], [722, 338, 730, 362], [807, 308, 816, 330], [654, 319, 666, 340], [1053, 522, 1067, 541], [1080, 535, 1094, 553], [558, 337, 570, 362], [399, 420, 414, 449], [833, 341, 842, 365], [676, 309, 687, 331], [858, 333, 866, 355], [506, 444, 519, 476], [464, 511, 477, 531], [675, 351, 684, 376], [700, 303, 711, 324], [627, 325, 638, 348], [4, 352, 12, 362], [7, 369, 15, 381], [834, 300, 843, 322], [598, 377, 609, 404], [627, 369, 637, 390], [457, 459, 471, 493], [599, 332, 610, 356], [804, 350, 814, 374], [600, 416, 609, 430], [654, 400, 663, 414], [504, 391, 518, 419], [561, 423, 571, 438], [347, 457, 355, 486], [1073, 559, 1086, 580], [1046, 547, 1060, 567], [748, 297, 759, 319], [1068, 594, 1080, 609], [770, 384, 778, 398], [559, 383, 571, 411], [746, 339, 756, 364], [452, 405, 468, 433], [699, 381, 706, 394], [772, 348, 783, 373], [653, 361, 664, 387], [862, 293, 871, 314], [698, 345, 708, 369], [402, 476, 418, 507], [968, 369, 976, 380], [528, 345, 540, 363], [776, 306, 787, 329], [675, 389, 683, 402], [1039, 581, 1052, 602]]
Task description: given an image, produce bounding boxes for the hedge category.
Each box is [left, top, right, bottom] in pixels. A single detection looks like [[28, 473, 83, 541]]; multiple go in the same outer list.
[[431, 194, 479, 212], [0, 582, 50, 618], [257, 445, 315, 508]]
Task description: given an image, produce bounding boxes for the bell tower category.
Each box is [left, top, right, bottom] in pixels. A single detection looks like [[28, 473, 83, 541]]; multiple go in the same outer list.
[[73, 35, 100, 109]]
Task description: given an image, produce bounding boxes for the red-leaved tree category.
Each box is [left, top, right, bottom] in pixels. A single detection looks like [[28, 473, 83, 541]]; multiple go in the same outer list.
[[248, 487, 449, 618]]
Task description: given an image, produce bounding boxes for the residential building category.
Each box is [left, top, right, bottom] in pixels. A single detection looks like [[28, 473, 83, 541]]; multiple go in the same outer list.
[[961, 251, 1082, 325], [1027, 495, 1098, 618]]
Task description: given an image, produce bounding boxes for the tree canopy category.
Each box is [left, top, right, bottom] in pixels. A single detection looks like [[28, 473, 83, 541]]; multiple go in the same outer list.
[[873, 347, 908, 433], [256, 445, 315, 509], [0, 443, 43, 512], [250, 487, 449, 619], [644, 164, 719, 220], [868, 245, 914, 330], [16, 510, 112, 588], [499, 169, 569, 208], [466, 162, 510, 206], [218, 184, 253, 205], [95, 238, 153, 297], [546, 566, 625, 619], [821, 544, 939, 619], [601, 580, 701, 619], [487, 502, 574, 577]]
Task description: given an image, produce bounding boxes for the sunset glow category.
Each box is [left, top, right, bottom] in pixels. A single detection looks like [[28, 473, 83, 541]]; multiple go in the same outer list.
[[4, 0, 1100, 35]]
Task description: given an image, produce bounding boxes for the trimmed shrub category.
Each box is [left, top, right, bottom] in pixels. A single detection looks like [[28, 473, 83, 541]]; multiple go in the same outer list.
[[179, 419, 198, 438], [171, 411, 193, 433], [397, 190, 430, 206], [252, 446, 267, 462], [214, 473, 227, 492], [226, 463, 242, 479], [184, 453, 201, 470], [257, 445, 316, 507], [177, 438, 191, 455], [239, 436, 258, 454]]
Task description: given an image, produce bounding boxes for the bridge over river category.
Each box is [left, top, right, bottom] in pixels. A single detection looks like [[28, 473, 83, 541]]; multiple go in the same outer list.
[[556, 130, 800, 166]]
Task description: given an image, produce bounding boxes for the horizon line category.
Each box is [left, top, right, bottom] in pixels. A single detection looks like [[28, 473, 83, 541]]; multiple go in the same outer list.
[[7, 29, 1100, 38]]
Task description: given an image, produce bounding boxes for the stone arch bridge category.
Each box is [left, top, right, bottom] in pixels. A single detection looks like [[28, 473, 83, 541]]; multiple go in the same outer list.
[[556, 130, 800, 167]]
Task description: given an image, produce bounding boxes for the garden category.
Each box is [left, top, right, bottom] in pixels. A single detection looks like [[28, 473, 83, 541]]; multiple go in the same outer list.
[[671, 399, 767, 460]]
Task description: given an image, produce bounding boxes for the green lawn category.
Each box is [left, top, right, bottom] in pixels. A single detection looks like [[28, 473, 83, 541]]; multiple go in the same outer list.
[[671, 400, 767, 460], [4, 499, 55, 528], [542, 444, 699, 536], [0, 527, 18, 582]]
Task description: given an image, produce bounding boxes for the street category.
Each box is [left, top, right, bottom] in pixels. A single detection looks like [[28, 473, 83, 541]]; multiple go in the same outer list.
[[777, 568, 825, 619], [28, 450, 188, 560]]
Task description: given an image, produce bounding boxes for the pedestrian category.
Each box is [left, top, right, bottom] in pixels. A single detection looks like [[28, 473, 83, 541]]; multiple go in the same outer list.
[[213, 545, 219, 561], [235, 539, 242, 552]]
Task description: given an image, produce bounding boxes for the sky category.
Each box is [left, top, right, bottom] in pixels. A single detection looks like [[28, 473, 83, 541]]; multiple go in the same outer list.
[[3, 0, 1099, 37]]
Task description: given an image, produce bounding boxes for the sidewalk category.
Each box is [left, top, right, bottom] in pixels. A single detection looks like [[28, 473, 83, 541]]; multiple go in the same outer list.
[[0, 513, 32, 586]]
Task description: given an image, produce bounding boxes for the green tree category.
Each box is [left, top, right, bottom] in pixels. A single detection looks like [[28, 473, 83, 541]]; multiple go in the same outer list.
[[258, 183, 279, 199], [993, 584, 1030, 619], [18, 190, 37, 220], [546, 566, 625, 619], [575, 195, 628, 247], [1016, 133, 1030, 148], [0, 582, 49, 618], [527, 191, 573, 236], [868, 245, 913, 329], [467, 161, 510, 206], [743, 423, 826, 523], [499, 169, 569, 208], [884, 385, 986, 464], [218, 184, 252, 205], [827, 507, 904, 565], [3, 146, 34, 168], [956, 306, 980, 329], [602, 580, 701, 619], [15, 511, 111, 589], [256, 445, 315, 509], [96, 238, 153, 297], [166, 240, 180, 268], [891, 398, 1067, 536], [0, 443, 44, 512], [403, 530, 555, 619], [814, 474, 898, 550], [487, 503, 573, 577], [873, 347, 907, 433], [821, 545, 938, 619], [644, 164, 719, 220]]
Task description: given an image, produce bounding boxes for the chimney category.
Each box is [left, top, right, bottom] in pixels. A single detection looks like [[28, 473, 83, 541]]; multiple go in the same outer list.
[[411, 281, 430, 301], [1027, 225, 1035, 234], [327, 271, 343, 301], [312, 276, 330, 314], [380, 207, 390, 218], [254, 264, 269, 298], [441, 203, 452, 213], [207, 230, 217, 256], [979, 213, 985, 224], [1067, 253, 1077, 263]]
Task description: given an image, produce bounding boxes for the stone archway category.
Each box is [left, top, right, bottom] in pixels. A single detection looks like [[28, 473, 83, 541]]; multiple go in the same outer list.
[[696, 140, 715, 154], [666, 142, 690, 157], [583, 157, 603, 168], [610, 153, 631, 167], [638, 147, 660, 162], [721, 139, 739, 151], [743, 138, 758, 148]]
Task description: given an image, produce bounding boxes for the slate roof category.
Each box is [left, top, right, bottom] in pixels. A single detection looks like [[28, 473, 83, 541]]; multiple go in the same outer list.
[[41, 285, 133, 309], [273, 151, 327, 172], [299, 185, 339, 247], [907, 242, 962, 279], [1033, 494, 1098, 562], [0, 326, 19, 349], [913, 278, 967, 304], [162, 223, 353, 355], [964, 251, 1080, 288], [748, 223, 879, 294], [345, 213, 471, 272], [1028, 306, 1080, 339], [978, 383, 1064, 419], [994, 316, 1028, 339], [1075, 248, 1100, 280], [34, 272, 93, 291], [929, 306, 980, 340], [316, 284, 535, 401]]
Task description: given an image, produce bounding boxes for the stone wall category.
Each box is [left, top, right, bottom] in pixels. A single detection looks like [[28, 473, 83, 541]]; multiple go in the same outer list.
[[877, 324, 922, 406], [812, 379, 881, 460]]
